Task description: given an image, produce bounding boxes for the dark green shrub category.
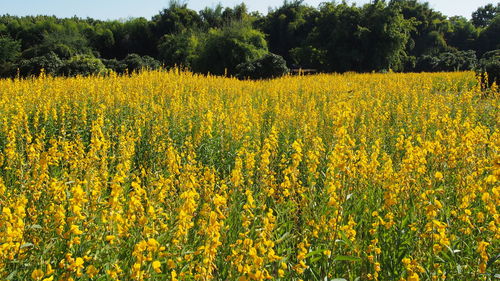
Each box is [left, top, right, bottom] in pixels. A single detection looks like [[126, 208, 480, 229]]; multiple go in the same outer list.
[[17, 52, 64, 76], [416, 50, 477, 72], [477, 49, 500, 88], [102, 58, 127, 73], [236, 53, 289, 80], [193, 22, 268, 76], [122, 54, 161, 72], [59, 55, 106, 76]]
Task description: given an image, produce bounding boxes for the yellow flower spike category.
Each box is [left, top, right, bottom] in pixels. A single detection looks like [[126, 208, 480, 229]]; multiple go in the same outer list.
[[434, 171, 444, 181], [152, 260, 162, 273], [86, 265, 99, 278], [0, 70, 495, 280], [45, 264, 54, 275], [31, 269, 44, 280], [74, 257, 84, 267], [171, 270, 178, 281], [105, 235, 116, 243]]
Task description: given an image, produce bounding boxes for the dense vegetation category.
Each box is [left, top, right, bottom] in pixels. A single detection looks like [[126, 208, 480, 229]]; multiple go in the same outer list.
[[0, 70, 498, 281], [0, 1, 499, 80]]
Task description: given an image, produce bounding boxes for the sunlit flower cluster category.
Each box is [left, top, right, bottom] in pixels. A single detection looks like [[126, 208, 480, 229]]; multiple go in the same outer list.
[[0, 70, 498, 280]]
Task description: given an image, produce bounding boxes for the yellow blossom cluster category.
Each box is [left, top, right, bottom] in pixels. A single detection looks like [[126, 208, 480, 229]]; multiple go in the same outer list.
[[0, 70, 498, 280]]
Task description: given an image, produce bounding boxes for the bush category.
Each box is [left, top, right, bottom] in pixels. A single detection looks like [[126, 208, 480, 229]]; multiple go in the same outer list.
[[416, 50, 477, 72], [59, 55, 106, 76], [17, 52, 64, 76], [122, 54, 161, 73], [193, 22, 268, 76], [158, 32, 199, 68], [102, 58, 127, 74], [236, 53, 289, 79], [477, 49, 500, 88]]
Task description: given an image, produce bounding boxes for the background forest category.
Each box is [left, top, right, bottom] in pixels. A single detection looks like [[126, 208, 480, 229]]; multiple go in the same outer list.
[[0, 0, 499, 79]]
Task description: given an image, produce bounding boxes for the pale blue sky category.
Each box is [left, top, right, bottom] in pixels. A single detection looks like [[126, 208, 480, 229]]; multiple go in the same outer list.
[[0, 0, 496, 20]]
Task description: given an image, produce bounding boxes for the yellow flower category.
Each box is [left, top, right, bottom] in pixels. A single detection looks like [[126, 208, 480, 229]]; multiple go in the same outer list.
[[152, 260, 162, 273], [407, 272, 420, 281], [46, 264, 54, 275], [31, 269, 44, 280], [106, 235, 116, 243], [434, 171, 444, 181], [86, 265, 99, 278], [74, 257, 84, 267]]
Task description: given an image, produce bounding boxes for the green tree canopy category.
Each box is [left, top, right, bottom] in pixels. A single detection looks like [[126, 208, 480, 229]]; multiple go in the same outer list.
[[193, 22, 268, 76]]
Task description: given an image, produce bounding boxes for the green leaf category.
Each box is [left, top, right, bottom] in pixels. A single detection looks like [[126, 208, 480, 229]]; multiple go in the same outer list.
[[306, 249, 326, 258], [333, 255, 362, 262], [20, 243, 34, 249], [275, 232, 290, 244], [6, 270, 17, 280]]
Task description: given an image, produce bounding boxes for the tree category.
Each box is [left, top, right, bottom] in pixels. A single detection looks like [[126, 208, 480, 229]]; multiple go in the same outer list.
[[476, 15, 500, 56], [472, 3, 500, 28], [152, 1, 202, 38], [0, 36, 21, 76], [445, 16, 479, 51], [260, 0, 319, 65], [199, 4, 225, 29], [21, 21, 92, 60], [0, 36, 20, 63], [157, 31, 199, 68], [302, 1, 412, 72], [102, 58, 127, 73], [289, 45, 326, 69], [87, 27, 115, 58], [222, 3, 250, 23], [193, 22, 268, 76], [390, 0, 450, 70], [119, 18, 157, 57], [359, 1, 414, 71]]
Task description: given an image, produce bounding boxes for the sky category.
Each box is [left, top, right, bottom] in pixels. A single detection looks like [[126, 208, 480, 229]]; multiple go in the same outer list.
[[0, 0, 496, 20]]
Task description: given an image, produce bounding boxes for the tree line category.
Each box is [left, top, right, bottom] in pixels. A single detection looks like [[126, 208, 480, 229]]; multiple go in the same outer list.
[[0, 0, 499, 81]]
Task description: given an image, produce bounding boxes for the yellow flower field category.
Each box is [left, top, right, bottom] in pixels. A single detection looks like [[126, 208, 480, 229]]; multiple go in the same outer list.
[[0, 70, 498, 280]]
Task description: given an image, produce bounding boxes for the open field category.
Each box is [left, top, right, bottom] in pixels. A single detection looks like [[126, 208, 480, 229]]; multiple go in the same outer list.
[[0, 71, 498, 280]]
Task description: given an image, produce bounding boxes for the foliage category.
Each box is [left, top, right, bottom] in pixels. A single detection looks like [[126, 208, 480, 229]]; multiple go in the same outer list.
[[121, 53, 161, 72], [445, 16, 479, 51], [152, 1, 202, 37], [0, 36, 20, 63], [476, 15, 500, 56], [236, 53, 289, 79], [193, 22, 268, 76], [472, 3, 500, 28], [17, 51, 64, 76], [0, 36, 20, 75], [416, 50, 477, 72], [102, 58, 127, 73], [59, 54, 107, 76], [289, 45, 326, 69], [157, 32, 199, 68], [477, 49, 500, 88], [0, 1, 500, 76], [259, 0, 319, 65]]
